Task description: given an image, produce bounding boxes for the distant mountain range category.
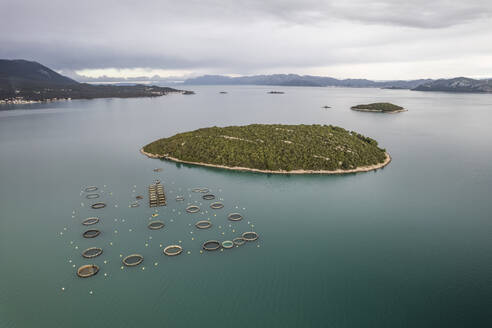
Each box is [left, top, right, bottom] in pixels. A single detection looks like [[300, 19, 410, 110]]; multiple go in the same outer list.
[[0, 59, 183, 103], [184, 74, 432, 89], [413, 77, 492, 93], [184, 74, 492, 93]]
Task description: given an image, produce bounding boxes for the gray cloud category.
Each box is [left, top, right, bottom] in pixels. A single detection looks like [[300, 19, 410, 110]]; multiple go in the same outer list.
[[1, 0, 491, 78]]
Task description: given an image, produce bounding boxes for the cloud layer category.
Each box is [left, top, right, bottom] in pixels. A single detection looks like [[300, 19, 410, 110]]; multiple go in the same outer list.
[[1, 0, 491, 79]]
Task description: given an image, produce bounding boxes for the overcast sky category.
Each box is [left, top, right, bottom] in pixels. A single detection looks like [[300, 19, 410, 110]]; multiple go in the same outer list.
[[1, 0, 492, 80]]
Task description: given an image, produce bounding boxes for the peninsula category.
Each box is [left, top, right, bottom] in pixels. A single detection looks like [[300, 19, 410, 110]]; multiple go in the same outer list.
[[351, 102, 406, 113], [141, 124, 390, 174], [0, 59, 186, 104]]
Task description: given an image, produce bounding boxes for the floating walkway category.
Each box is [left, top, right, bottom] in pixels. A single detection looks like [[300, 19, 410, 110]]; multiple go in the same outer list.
[[148, 182, 166, 207]]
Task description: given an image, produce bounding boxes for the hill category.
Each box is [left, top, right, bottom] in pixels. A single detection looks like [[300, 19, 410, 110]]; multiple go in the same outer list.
[[142, 124, 390, 174], [413, 77, 492, 93], [0, 59, 184, 103]]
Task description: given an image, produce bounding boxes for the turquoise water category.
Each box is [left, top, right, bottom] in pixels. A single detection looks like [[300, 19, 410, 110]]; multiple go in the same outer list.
[[1, 86, 491, 327]]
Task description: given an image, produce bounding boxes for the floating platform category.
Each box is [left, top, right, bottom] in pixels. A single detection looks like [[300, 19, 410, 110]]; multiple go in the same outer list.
[[148, 182, 166, 207]]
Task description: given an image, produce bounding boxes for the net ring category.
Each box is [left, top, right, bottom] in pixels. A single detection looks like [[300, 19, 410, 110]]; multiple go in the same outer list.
[[163, 245, 183, 256], [122, 254, 144, 267], [210, 202, 224, 209], [77, 264, 99, 278], [83, 229, 100, 238], [195, 220, 212, 229], [241, 231, 258, 241], [82, 247, 103, 259], [82, 217, 99, 226], [203, 240, 221, 251], [186, 205, 200, 213], [91, 202, 106, 209]]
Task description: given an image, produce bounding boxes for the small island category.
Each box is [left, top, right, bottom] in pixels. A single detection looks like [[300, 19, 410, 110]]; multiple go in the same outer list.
[[141, 124, 390, 174], [351, 102, 406, 113], [268, 91, 285, 94]]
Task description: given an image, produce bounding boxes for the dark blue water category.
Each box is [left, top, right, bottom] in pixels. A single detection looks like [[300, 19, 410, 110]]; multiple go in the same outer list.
[[1, 86, 491, 327]]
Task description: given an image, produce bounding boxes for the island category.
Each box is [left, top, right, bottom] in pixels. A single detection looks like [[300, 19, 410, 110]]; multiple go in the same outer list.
[[268, 91, 285, 94], [141, 124, 390, 174], [351, 102, 406, 113]]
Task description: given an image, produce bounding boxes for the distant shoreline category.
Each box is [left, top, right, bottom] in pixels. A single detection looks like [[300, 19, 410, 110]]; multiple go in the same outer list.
[[140, 148, 391, 175]]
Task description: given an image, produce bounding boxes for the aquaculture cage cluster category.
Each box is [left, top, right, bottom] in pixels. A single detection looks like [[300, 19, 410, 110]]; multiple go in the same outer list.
[[71, 180, 260, 282]]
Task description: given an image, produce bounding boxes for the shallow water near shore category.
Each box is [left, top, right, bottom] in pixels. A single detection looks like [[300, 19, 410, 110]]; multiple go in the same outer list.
[[1, 85, 491, 328]]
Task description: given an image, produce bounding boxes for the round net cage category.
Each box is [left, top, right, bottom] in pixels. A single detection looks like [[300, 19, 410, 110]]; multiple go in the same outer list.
[[195, 220, 212, 229], [148, 220, 165, 230], [123, 254, 144, 267], [186, 205, 200, 213], [242, 231, 259, 242], [130, 202, 140, 208], [84, 186, 98, 192], [233, 237, 245, 246], [153, 168, 163, 172], [222, 240, 234, 249], [176, 196, 185, 202], [192, 188, 202, 193], [210, 202, 224, 209], [91, 202, 106, 209], [85, 193, 100, 199], [82, 247, 103, 259], [228, 213, 243, 221], [203, 240, 221, 251], [202, 194, 215, 201], [77, 264, 99, 278], [199, 188, 210, 193], [136, 195, 143, 200], [83, 229, 101, 238], [163, 245, 183, 256], [82, 217, 100, 226]]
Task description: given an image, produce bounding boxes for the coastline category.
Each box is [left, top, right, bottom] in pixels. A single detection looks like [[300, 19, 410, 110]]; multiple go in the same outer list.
[[140, 148, 391, 175]]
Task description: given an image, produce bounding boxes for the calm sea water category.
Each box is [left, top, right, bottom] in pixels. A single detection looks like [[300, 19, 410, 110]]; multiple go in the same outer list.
[[1, 86, 491, 328]]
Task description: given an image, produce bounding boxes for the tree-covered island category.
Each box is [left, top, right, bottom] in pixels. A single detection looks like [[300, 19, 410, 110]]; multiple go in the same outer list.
[[141, 124, 390, 174], [351, 102, 406, 113]]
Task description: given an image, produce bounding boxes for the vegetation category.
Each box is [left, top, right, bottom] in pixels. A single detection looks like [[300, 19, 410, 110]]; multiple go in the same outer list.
[[351, 102, 404, 112], [143, 124, 388, 172], [0, 59, 184, 102]]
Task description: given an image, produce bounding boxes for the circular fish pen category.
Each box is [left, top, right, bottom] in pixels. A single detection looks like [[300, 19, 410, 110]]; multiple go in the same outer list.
[[84, 186, 98, 192], [82, 247, 103, 259], [233, 237, 245, 246], [122, 254, 144, 267], [130, 202, 139, 208], [228, 213, 243, 221], [192, 188, 202, 193], [136, 195, 143, 200], [199, 188, 209, 193], [148, 220, 165, 230], [210, 202, 224, 209], [77, 264, 99, 278], [86, 193, 100, 199], [91, 202, 106, 209], [153, 168, 163, 172], [203, 240, 221, 251], [222, 240, 234, 249], [176, 196, 185, 201], [242, 231, 258, 241], [82, 217, 99, 226], [186, 205, 200, 213], [202, 194, 215, 200], [83, 229, 100, 238], [195, 220, 212, 229], [163, 245, 183, 256]]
